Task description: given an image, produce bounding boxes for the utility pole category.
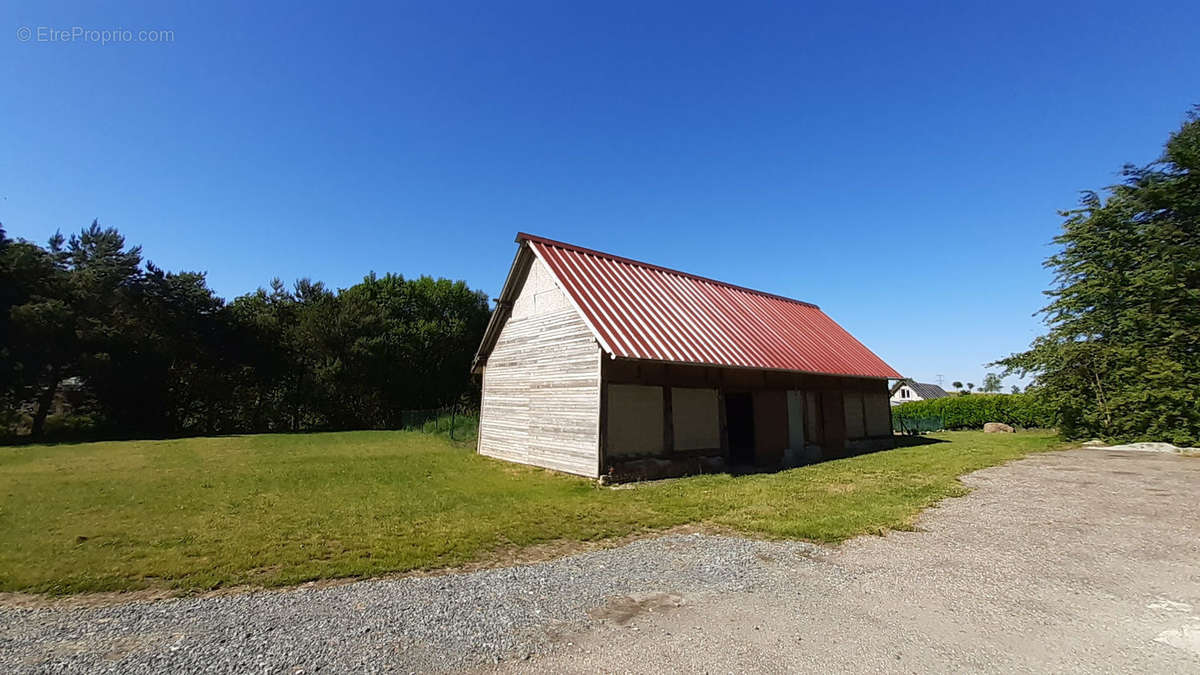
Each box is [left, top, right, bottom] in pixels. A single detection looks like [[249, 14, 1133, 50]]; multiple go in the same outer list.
[[936, 374, 944, 387]]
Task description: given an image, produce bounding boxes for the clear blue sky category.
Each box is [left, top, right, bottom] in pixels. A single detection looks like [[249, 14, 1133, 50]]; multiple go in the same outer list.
[[4, 1, 1198, 388]]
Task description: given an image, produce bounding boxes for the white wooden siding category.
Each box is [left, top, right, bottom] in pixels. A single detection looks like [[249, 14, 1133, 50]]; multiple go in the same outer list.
[[478, 257, 601, 477]]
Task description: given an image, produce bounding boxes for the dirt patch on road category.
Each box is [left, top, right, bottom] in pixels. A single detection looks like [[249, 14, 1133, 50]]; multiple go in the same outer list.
[[587, 592, 685, 625]]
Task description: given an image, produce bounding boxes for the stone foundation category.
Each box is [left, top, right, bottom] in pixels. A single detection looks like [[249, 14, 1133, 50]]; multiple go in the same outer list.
[[607, 455, 726, 482]]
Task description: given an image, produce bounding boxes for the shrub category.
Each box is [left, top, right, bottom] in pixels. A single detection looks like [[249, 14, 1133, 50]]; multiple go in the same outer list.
[[892, 393, 1055, 431], [22, 412, 101, 442]]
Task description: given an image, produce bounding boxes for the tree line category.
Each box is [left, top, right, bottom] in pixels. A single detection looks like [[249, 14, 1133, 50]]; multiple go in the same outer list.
[[946, 375, 1018, 394], [1, 223, 491, 440], [5, 109, 1196, 446]]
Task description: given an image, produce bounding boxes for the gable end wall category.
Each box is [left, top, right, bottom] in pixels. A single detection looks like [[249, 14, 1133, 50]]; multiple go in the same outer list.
[[478, 256, 602, 477]]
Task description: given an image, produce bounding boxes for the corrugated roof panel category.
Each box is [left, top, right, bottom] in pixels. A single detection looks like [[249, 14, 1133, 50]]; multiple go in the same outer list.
[[523, 233, 900, 379]]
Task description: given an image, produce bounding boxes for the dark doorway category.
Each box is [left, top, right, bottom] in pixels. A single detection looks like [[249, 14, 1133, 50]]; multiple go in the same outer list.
[[725, 393, 755, 465]]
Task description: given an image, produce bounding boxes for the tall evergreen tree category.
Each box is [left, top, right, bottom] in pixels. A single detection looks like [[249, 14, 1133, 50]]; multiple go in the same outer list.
[[996, 109, 1200, 444], [3, 231, 76, 437]]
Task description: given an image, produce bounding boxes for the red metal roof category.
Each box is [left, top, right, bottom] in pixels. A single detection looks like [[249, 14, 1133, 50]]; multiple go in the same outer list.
[[521, 233, 900, 379]]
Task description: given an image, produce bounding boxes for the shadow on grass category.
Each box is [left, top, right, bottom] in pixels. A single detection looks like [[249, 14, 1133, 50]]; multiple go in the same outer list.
[[893, 435, 950, 448], [1, 427, 480, 450], [722, 435, 950, 476]]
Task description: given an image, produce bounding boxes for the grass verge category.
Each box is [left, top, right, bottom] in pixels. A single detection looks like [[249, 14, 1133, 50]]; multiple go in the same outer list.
[[0, 430, 1062, 595]]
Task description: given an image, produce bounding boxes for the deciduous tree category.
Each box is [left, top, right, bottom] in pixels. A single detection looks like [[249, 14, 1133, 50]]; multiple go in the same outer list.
[[2, 222, 492, 440], [981, 373, 1003, 393]]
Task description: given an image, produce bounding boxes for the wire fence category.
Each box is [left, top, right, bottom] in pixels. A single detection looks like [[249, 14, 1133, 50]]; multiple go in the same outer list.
[[892, 413, 944, 435], [397, 405, 479, 440]]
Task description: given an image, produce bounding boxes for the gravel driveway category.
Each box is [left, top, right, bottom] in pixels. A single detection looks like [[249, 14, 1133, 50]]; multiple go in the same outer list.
[[3, 448, 1199, 673]]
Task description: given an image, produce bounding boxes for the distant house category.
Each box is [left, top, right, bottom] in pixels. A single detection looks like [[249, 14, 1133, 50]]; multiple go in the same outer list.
[[890, 379, 949, 406], [471, 233, 901, 480]]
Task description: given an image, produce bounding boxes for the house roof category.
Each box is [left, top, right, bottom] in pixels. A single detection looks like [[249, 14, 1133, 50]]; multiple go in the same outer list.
[[475, 233, 900, 379], [890, 379, 949, 399]]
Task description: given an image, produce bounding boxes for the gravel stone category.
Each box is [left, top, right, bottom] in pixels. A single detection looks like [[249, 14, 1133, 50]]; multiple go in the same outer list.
[[1093, 441, 1199, 453], [0, 535, 827, 673], [501, 449, 1200, 673]]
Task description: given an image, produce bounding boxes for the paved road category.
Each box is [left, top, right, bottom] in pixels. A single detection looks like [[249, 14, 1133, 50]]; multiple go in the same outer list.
[[498, 449, 1200, 673]]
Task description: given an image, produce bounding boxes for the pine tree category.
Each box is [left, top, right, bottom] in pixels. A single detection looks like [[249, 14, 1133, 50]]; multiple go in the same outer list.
[[996, 109, 1200, 444]]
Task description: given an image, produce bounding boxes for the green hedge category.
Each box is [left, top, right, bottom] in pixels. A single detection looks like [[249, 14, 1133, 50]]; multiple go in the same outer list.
[[891, 393, 1056, 431]]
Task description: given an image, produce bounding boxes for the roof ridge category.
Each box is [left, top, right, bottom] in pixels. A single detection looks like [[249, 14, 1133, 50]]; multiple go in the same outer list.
[[515, 232, 820, 310]]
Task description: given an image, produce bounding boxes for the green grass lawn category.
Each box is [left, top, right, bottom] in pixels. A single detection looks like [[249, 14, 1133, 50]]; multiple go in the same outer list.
[[0, 430, 1062, 595]]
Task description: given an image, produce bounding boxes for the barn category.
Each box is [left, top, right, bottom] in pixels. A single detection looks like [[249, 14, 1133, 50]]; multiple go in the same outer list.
[[471, 233, 902, 480]]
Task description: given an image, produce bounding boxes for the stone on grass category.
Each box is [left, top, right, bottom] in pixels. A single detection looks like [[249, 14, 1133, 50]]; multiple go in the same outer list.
[[983, 422, 1015, 434]]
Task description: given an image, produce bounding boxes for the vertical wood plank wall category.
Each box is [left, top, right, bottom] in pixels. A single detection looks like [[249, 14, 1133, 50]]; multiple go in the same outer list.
[[752, 389, 788, 465], [602, 360, 893, 468], [820, 391, 848, 455], [478, 258, 602, 477]]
